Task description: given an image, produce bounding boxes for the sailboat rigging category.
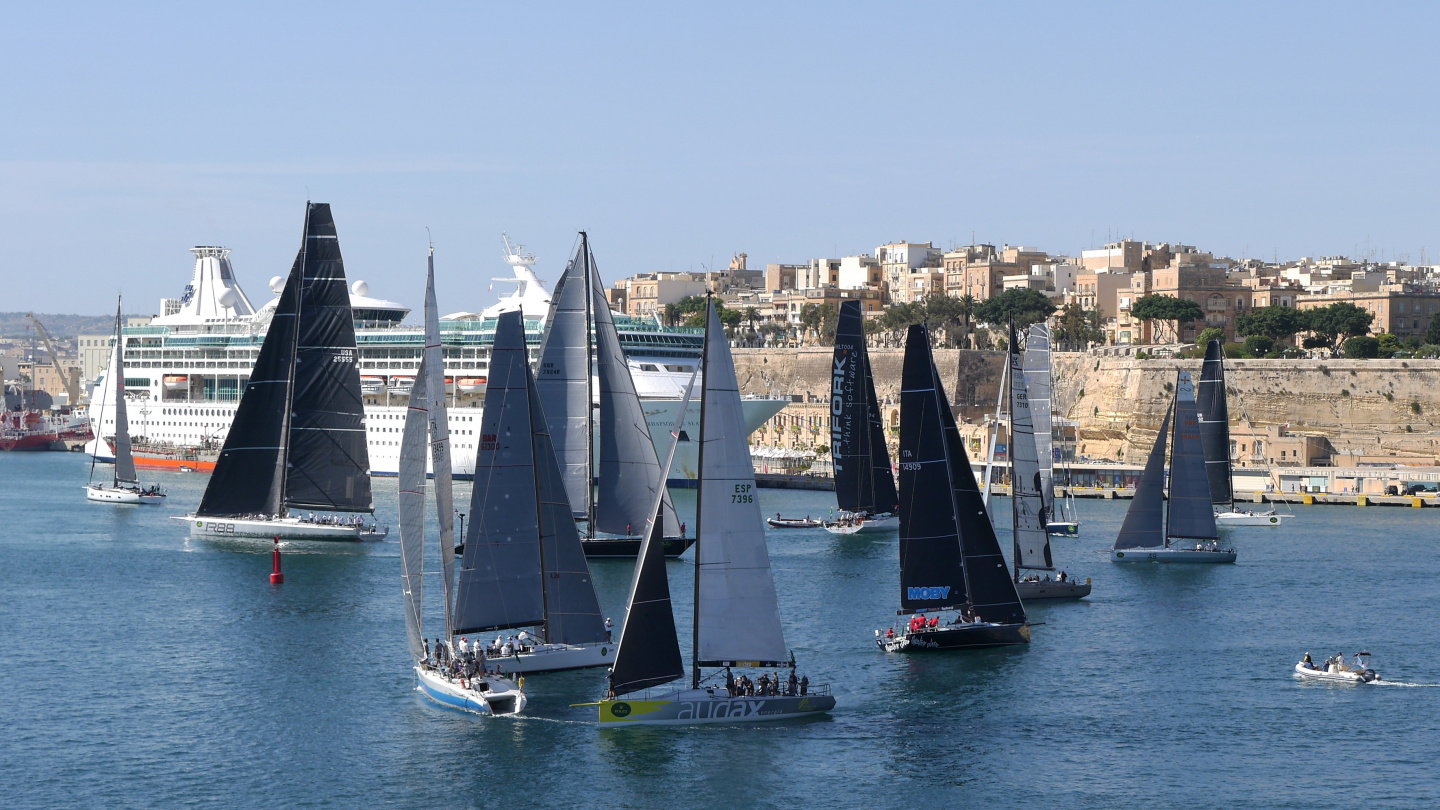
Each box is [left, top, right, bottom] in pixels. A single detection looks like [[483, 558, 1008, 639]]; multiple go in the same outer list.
[[1024, 324, 1080, 535], [1197, 339, 1288, 526], [822, 300, 898, 534], [85, 296, 165, 505]]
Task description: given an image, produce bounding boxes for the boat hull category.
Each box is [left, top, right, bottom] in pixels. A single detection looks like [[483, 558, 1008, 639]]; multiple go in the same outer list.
[[415, 665, 526, 715], [1015, 578, 1091, 600], [1216, 510, 1286, 526], [1294, 662, 1378, 683], [1110, 547, 1236, 563], [84, 485, 166, 505], [485, 642, 613, 674], [599, 688, 834, 726], [767, 518, 823, 529], [822, 514, 898, 535], [580, 535, 694, 558], [172, 515, 389, 541], [1046, 521, 1080, 536], [878, 622, 1031, 652]]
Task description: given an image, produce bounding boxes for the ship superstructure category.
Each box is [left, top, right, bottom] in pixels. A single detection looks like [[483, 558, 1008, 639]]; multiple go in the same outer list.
[[88, 237, 784, 481]]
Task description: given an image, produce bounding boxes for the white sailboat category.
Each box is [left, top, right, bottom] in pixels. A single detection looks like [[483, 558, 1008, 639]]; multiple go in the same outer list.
[[1024, 324, 1079, 535], [452, 307, 613, 674], [85, 296, 165, 505], [597, 301, 835, 725], [403, 248, 525, 715], [1197, 339, 1289, 527], [1111, 371, 1236, 563]]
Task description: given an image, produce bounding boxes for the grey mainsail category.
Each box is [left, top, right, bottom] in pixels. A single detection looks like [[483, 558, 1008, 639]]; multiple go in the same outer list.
[[422, 250, 456, 636], [399, 358, 430, 663], [1166, 371, 1219, 541], [1196, 339, 1234, 507], [453, 310, 546, 634], [593, 269, 679, 537], [535, 238, 594, 520], [1113, 403, 1172, 550], [1023, 324, 1055, 515], [1009, 321, 1052, 571], [695, 301, 789, 675], [109, 298, 138, 486]]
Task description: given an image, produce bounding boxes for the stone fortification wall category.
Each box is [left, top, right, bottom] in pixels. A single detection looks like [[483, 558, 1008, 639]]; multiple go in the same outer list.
[[732, 348, 1440, 463]]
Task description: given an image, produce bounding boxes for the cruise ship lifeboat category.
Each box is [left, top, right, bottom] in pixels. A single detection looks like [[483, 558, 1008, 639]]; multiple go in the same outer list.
[[456, 377, 486, 393], [163, 375, 188, 392], [388, 376, 415, 394], [360, 376, 386, 395]]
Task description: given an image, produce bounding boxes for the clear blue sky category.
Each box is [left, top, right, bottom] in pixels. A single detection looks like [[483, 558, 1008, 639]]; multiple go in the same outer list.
[[4, 2, 1438, 314]]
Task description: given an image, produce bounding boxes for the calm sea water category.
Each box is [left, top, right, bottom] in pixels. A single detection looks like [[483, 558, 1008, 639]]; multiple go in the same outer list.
[[3, 452, 1438, 808]]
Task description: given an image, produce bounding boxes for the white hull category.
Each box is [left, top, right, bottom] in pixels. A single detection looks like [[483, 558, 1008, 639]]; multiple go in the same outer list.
[[414, 665, 526, 715], [1111, 546, 1236, 563], [823, 513, 898, 535], [1294, 662, 1378, 683], [484, 641, 613, 674], [1216, 510, 1287, 526], [172, 514, 389, 541], [84, 485, 166, 505]]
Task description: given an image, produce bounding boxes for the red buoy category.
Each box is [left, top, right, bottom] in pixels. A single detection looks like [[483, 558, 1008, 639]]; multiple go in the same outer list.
[[270, 536, 284, 584]]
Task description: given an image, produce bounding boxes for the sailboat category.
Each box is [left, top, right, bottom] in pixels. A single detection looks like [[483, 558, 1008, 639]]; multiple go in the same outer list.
[[1007, 321, 1090, 600], [403, 251, 525, 715], [1024, 324, 1079, 535], [535, 232, 693, 558], [1198, 339, 1288, 527], [453, 308, 613, 674], [172, 203, 386, 541], [86, 296, 165, 504], [597, 301, 835, 725], [1111, 370, 1236, 563], [877, 322, 1030, 652], [822, 300, 898, 535]]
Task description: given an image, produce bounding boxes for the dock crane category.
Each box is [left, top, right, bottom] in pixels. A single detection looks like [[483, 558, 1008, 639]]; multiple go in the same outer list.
[[25, 313, 81, 408]]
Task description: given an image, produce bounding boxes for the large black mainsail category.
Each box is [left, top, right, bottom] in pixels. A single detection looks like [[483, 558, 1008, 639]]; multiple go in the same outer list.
[[1196, 339, 1233, 507], [1113, 403, 1172, 551], [195, 250, 300, 518], [1166, 371, 1219, 541], [831, 299, 897, 516], [897, 323, 969, 614], [284, 203, 373, 513]]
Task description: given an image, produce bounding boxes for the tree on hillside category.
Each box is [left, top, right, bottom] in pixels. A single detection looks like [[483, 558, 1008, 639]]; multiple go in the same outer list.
[[1426, 314, 1440, 346], [974, 288, 1057, 330], [1128, 294, 1204, 343], [681, 297, 741, 329], [1054, 302, 1106, 350], [1306, 302, 1374, 353], [955, 294, 979, 348], [878, 301, 926, 346], [798, 303, 838, 344], [1343, 335, 1380, 358], [1196, 327, 1225, 349], [1235, 305, 1306, 344], [922, 294, 967, 348]]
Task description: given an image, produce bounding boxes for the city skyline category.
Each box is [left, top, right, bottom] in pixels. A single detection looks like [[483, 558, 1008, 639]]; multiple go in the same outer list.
[[5, 2, 1439, 312]]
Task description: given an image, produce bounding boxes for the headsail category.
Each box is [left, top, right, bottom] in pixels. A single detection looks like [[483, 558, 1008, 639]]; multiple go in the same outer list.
[[535, 238, 594, 520], [1023, 324, 1055, 515], [453, 310, 546, 635], [284, 203, 373, 513], [695, 301, 788, 673], [1114, 403, 1172, 550], [593, 259, 679, 537], [608, 369, 697, 698], [110, 297, 138, 487], [831, 300, 897, 515], [196, 251, 300, 518], [1196, 339, 1233, 507], [897, 323, 968, 614], [1009, 320, 1052, 571], [1166, 371, 1219, 541], [422, 250, 456, 637], [399, 358, 430, 663]]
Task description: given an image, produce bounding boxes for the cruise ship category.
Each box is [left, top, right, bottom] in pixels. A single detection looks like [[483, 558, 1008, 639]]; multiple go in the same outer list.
[[87, 237, 786, 483]]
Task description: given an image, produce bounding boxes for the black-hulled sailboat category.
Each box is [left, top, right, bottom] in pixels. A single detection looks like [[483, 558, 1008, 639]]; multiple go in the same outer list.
[[173, 203, 386, 541], [1111, 370, 1236, 563], [402, 250, 525, 715], [1198, 339, 1287, 526], [453, 309, 612, 674], [535, 232, 693, 558], [878, 322, 1030, 651], [1024, 323, 1079, 535], [822, 299, 898, 535], [86, 296, 165, 504], [1008, 321, 1090, 600], [597, 301, 834, 725]]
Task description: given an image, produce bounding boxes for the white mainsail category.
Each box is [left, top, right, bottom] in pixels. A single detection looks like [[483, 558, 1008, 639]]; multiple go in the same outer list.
[[422, 250, 456, 635], [1009, 325, 1051, 571], [695, 302, 788, 668], [1023, 324, 1054, 514], [399, 358, 430, 663], [110, 297, 138, 486]]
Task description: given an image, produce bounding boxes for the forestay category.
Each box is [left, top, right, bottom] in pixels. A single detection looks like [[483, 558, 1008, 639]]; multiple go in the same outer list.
[[1009, 321, 1052, 571], [1166, 371, 1218, 541], [695, 302, 789, 668], [535, 240, 594, 520]]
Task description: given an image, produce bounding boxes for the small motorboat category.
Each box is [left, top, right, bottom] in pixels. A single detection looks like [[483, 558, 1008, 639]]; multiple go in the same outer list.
[[1294, 651, 1379, 683], [767, 515, 823, 529]]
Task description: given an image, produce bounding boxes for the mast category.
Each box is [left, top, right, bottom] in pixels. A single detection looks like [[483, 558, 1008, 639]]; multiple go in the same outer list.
[[423, 246, 457, 641], [692, 296, 710, 690], [582, 232, 597, 533], [277, 203, 306, 516]]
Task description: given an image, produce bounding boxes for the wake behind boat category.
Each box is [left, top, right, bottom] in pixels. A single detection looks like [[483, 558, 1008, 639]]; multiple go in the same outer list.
[[86, 297, 166, 505], [1295, 652, 1379, 683], [824, 300, 898, 536]]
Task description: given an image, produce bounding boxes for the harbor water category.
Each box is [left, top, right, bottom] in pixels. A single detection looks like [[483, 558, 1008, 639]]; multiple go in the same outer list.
[[3, 452, 1438, 808]]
